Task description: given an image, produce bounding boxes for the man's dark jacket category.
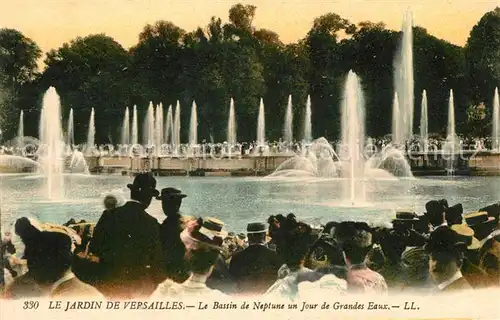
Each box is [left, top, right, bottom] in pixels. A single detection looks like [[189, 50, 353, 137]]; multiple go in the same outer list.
[[229, 244, 282, 295], [89, 201, 165, 298]]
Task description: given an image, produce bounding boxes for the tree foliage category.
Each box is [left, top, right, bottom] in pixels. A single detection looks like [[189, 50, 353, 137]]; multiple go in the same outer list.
[[465, 7, 500, 106], [1, 4, 497, 143]]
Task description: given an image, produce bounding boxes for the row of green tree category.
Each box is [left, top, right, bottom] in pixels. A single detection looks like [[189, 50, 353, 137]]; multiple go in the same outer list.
[[0, 4, 499, 144]]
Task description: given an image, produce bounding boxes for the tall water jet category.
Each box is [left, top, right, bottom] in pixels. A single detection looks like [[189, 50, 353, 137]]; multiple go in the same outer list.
[[38, 87, 64, 200], [165, 105, 173, 145], [493, 87, 499, 151], [444, 89, 457, 174], [227, 98, 237, 146], [284, 94, 293, 143], [392, 92, 400, 143], [17, 110, 24, 148], [173, 101, 181, 154], [257, 98, 265, 146], [340, 71, 366, 205], [143, 102, 155, 146], [131, 105, 138, 145], [121, 107, 130, 145], [189, 101, 198, 147], [393, 9, 414, 144], [420, 90, 428, 152], [303, 95, 312, 143], [85, 108, 95, 155], [155, 103, 164, 151], [67, 108, 74, 147], [447, 89, 456, 144]]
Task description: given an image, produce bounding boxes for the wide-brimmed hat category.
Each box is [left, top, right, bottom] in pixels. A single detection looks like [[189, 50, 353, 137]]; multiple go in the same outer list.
[[450, 224, 481, 250], [15, 218, 81, 247], [247, 222, 267, 235], [464, 211, 496, 227], [127, 172, 159, 197], [155, 187, 187, 200], [15, 217, 80, 259], [180, 217, 228, 251], [479, 203, 500, 221], [396, 210, 419, 220]]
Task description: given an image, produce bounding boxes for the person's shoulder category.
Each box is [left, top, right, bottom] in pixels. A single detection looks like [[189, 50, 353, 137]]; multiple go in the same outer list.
[[53, 278, 104, 299], [3, 274, 45, 299], [99, 207, 121, 220], [143, 212, 160, 227], [150, 279, 177, 298]]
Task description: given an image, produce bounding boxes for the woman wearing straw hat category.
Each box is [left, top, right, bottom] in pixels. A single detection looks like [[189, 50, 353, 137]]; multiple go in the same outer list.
[[151, 217, 228, 299]]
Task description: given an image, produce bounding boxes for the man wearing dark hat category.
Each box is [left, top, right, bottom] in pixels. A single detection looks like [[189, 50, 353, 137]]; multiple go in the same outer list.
[[445, 203, 464, 226], [156, 187, 190, 283], [229, 222, 282, 295], [424, 200, 448, 231], [424, 226, 472, 293], [88, 172, 165, 299]]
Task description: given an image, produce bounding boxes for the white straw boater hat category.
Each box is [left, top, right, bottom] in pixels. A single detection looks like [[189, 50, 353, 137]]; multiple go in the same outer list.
[[450, 224, 481, 250], [181, 217, 228, 251]]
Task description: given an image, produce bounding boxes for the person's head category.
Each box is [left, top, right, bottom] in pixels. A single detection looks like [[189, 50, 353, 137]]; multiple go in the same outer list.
[[281, 222, 313, 269], [401, 247, 430, 287], [425, 200, 447, 227], [15, 218, 74, 285], [424, 226, 465, 284], [334, 222, 373, 265], [379, 228, 407, 263], [445, 204, 464, 226], [156, 188, 187, 216], [185, 247, 220, 275], [127, 172, 159, 208], [103, 194, 118, 210], [246, 222, 267, 244], [478, 235, 500, 286]]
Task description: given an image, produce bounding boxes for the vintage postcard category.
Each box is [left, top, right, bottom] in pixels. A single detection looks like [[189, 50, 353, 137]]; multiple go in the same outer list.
[[0, 0, 499, 319]]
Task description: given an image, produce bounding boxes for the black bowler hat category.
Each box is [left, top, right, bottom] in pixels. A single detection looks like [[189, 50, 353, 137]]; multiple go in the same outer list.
[[247, 222, 267, 235], [127, 172, 159, 197], [156, 187, 187, 200]]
